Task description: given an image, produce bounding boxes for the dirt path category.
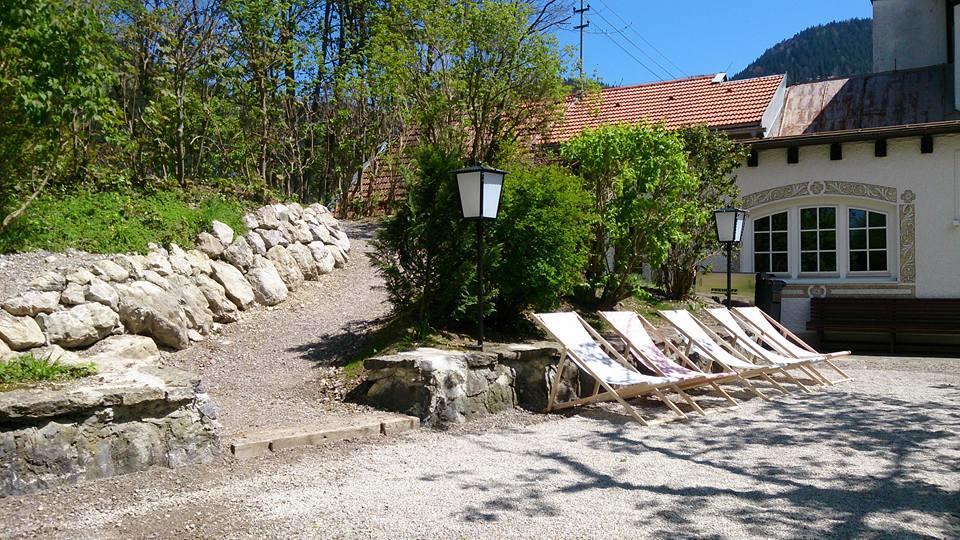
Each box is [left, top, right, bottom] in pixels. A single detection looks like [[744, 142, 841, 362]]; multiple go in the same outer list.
[[1, 357, 957, 539], [162, 220, 389, 438]]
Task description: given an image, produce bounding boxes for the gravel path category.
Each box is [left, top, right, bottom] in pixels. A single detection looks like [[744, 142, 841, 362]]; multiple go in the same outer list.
[[2, 356, 957, 539], [162, 220, 389, 438]]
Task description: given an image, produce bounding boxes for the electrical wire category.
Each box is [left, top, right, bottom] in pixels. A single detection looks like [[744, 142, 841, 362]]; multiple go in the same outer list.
[[594, 0, 689, 78]]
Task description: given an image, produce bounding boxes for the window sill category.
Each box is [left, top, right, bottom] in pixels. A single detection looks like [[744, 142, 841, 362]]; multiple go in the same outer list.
[[779, 276, 898, 285]]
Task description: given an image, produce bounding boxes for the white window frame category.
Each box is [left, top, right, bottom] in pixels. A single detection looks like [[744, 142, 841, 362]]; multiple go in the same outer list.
[[751, 210, 790, 276], [847, 207, 891, 275], [798, 205, 839, 276], [741, 196, 898, 282]]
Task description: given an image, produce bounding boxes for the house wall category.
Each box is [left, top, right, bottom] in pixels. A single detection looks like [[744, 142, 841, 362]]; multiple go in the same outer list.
[[873, 0, 948, 72], [735, 133, 960, 335]]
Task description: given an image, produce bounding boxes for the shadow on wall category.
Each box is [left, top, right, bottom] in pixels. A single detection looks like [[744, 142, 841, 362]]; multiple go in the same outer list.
[[414, 384, 960, 536]]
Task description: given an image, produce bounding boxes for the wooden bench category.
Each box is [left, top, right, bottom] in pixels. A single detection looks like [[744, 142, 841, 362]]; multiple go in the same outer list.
[[808, 297, 960, 353]]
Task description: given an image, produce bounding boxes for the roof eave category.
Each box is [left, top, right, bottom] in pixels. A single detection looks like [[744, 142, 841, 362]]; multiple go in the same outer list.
[[746, 120, 960, 149]]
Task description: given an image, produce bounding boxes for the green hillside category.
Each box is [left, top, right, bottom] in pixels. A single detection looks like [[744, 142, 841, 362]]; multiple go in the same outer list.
[[733, 18, 872, 84]]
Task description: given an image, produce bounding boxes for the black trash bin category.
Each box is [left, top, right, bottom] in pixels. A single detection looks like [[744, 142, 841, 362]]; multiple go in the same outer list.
[[754, 273, 786, 322]]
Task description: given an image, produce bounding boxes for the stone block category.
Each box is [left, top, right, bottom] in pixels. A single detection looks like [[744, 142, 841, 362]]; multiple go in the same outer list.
[[230, 439, 272, 459], [380, 416, 420, 435]]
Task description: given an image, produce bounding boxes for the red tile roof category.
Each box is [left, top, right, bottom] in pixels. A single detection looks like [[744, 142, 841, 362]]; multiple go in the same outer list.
[[547, 74, 785, 143]]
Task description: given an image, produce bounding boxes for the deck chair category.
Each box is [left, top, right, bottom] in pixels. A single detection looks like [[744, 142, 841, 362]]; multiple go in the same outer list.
[[658, 310, 808, 399], [733, 306, 852, 382], [533, 312, 704, 426], [704, 308, 831, 389], [597, 311, 741, 412]]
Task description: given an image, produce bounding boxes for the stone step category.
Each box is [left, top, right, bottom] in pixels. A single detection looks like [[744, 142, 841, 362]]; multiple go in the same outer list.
[[229, 415, 420, 459]]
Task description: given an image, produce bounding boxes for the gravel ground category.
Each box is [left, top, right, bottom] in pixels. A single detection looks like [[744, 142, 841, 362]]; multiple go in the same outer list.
[[161, 220, 389, 438], [2, 356, 957, 539]]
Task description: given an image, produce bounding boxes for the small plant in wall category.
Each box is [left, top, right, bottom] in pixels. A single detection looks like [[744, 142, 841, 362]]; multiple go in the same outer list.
[[0, 353, 97, 392]]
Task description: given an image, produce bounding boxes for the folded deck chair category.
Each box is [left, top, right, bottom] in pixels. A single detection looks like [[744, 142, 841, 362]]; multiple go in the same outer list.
[[704, 308, 831, 389], [533, 312, 703, 426], [598, 310, 740, 411], [733, 306, 852, 381], [659, 310, 807, 399]]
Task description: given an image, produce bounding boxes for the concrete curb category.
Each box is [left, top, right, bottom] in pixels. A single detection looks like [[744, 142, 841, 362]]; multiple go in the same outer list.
[[230, 415, 421, 459]]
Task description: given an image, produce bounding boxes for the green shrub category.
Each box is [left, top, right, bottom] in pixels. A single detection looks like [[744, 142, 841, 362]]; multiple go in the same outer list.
[[371, 146, 593, 332], [0, 190, 247, 254], [491, 164, 592, 322], [0, 353, 97, 391]]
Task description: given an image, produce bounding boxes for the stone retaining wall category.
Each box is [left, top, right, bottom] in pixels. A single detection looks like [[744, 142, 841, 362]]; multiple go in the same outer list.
[[360, 344, 580, 425], [0, 336, 219, 497], [0, 202, 351, 359]]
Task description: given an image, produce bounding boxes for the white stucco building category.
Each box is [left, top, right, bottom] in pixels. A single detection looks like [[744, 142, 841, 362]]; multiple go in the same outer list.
[[737, 0, 960, 340]]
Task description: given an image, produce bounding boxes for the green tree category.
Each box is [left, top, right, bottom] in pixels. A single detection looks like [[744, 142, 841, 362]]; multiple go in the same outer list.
[[656, 125, 748, 299], [0, 0, 118, 229], [560, 123, 695, 307]]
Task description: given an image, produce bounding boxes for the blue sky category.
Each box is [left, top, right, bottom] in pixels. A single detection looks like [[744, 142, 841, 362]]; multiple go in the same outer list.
[[554, 0, 873, 86]]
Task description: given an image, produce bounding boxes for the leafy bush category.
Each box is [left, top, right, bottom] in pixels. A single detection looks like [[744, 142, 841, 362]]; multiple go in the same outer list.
[[0, 190, 246, 254], [372, 146, 593, 331], [0, 353, 97, 391], [491, 164, 592, 322], [560, 123, 695, 307]]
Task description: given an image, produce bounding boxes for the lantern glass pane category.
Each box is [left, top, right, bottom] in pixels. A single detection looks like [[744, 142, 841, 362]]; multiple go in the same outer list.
[[481, 171, 504, 219], [714, 211, 737, 242], [457, 171, 482, 218], [733, 211, 746, 242]]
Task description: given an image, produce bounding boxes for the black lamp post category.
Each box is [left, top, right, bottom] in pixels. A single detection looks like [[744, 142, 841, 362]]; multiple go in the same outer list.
[[713, 207, 748, 308], [453, 165, 506, 349]]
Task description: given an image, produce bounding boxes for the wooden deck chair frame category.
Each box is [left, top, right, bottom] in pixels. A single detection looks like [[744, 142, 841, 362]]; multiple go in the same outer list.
[[702, 308, 831, 390], [533, 312, 702, 426], [731, 307, 852, 382], [658, 310, 811, 399], [597, 310, 741, 412]]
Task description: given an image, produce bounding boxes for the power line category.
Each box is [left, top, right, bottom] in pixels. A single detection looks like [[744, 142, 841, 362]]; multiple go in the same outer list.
[[592, 9, 676, 81], [598, 27, 664, 81], [573, 0, 590, 88], [594, 0, 689, 78]]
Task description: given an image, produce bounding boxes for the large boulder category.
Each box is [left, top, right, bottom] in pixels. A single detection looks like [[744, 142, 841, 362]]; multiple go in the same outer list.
[[309, 223, 333, 244], [210, 220, 235, 245], [167, 275, 214, 335], [0, 338, 13, 360], [91, 260, 130, 282], [329, 245, 348, 268], [221, 236, 254, 271], [85, 278, 120, 311], [64, 267, 97, 286], [308, 242, 336, 274], [245, 256, 289, 306], [81, 335, 160, 371], [115, 281, 190, 350], [167, 244, 194, 276], [0, 311, 45, 350], [185, 249, 212, 275], [273, 204, 291, 223], [286, 242, 319, 280], [266, 245, 304, 291], [196, 232, 225, 258], [287, 202, 304, 219], [60, 284, 86, 306], [257, 228, 287, 250], [292, 222, 314, 244], [1, 291, 61, 317], [245, 231, 267, 256], [209, 260, 255, 310], [242, 213, 259, 230], [29, 271, 66, 292], [142, 270, 172, 291], [255, 205, 280, 230], [145, 250, 174, 276], [334, 229, 351, 253], [279, 222, 299, 244], [38, 303, 120, 348], [193, 274, 239, 323], [112, 255, 147, 280]]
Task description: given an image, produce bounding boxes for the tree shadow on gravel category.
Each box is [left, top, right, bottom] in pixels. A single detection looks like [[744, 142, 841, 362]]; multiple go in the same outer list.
[[288, 315, 401, 368], [422, 385, 960, 537]]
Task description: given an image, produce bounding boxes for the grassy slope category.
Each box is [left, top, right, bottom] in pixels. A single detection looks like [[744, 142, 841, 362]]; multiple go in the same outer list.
[[0, 191, 247, 254]]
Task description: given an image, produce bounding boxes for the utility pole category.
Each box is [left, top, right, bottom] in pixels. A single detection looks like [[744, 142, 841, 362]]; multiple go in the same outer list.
[[574, 0, 590, 93]]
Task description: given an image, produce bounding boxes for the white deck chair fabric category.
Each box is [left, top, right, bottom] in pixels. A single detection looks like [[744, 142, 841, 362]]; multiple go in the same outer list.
[[599, 311, 735, 381], [734, 307, 822, 358], [706, 308, 813, 366], [537, 312, 671, 386], [658, 310, 760, 370]]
